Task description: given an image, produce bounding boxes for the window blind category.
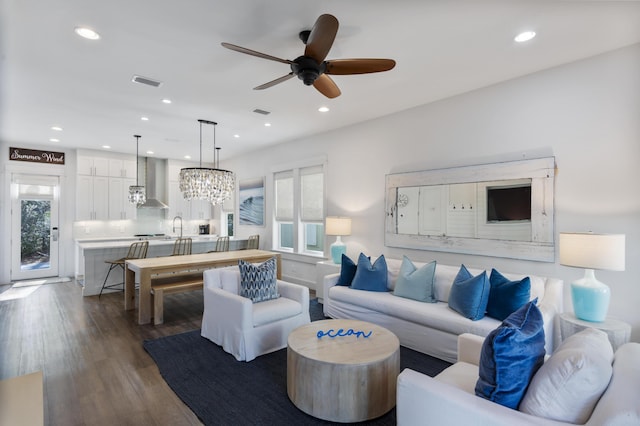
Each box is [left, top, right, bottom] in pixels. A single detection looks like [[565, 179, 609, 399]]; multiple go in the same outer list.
[[300, 165, 323, 222], [274, 170, 293, 221]]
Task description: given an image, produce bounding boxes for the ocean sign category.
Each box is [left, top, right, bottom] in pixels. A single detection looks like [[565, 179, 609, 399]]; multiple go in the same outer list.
[[317, 328, 373, 339]]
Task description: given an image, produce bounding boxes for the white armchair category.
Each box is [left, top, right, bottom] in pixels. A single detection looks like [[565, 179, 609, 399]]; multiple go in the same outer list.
[[201, 267, 310, 362], [397, 333, 640, 425]]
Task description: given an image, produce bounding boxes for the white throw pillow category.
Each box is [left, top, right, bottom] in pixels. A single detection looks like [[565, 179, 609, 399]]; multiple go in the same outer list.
[[519, 328, 613, 423]]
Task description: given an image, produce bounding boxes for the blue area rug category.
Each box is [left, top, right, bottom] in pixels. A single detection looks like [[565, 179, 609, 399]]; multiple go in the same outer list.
[[143, 299, 451, 425]]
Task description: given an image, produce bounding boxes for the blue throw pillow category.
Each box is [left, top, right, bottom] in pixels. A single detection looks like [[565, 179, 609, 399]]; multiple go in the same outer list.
[[350, 253, 388, 292], [335, 254, 358, 286], [447, 264, 490, 320], [475, 300, 545, 410], [486, 268, 531, 321], [238, 257, 279, 303], [393, 256, 437, 302]]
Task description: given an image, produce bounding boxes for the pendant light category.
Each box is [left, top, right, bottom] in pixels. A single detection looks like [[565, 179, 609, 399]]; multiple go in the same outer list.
[[128, 134, 146, 205], [179, 119, 235, 205]]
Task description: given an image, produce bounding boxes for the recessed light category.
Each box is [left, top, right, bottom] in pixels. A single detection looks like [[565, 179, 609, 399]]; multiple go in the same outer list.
[[162, 98, 172, 104], [264, 123, 271, 127], [141, 116, 149, 121], [51, 126, 63, 131], [184, 155, 191, 159], [514, 31, 536, 43], [49, 138, 59, 143], [102, 145, 111, 149], [234, 134, 240, 138], [146, 150, 154, 155], [75, 27, 100, 40], [318, 106, 330, 113]]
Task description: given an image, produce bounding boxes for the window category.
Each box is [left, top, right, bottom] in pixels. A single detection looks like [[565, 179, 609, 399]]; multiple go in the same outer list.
[[274, 164, 325, 255]]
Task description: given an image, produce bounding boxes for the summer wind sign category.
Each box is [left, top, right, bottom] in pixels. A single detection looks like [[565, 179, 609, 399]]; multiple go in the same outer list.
[[10, 147, 65, 165]]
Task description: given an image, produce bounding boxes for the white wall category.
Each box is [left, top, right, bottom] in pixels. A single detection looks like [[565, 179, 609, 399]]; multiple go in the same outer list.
[[224, 43, 640, 341]]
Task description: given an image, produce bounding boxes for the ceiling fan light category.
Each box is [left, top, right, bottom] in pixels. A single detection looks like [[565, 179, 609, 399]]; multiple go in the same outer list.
[[300, 69, 319, 85]]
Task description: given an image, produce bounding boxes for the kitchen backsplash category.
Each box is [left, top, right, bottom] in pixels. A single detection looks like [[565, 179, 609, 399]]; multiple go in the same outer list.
[[72, 216, 215, 239]]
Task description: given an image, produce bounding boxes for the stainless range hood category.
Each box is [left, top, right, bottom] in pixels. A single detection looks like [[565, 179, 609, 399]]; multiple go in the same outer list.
[[138, 157, 169, 209]]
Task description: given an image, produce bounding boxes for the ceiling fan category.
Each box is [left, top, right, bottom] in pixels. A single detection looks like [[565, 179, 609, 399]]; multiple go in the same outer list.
[[221, 14, 396, 99]]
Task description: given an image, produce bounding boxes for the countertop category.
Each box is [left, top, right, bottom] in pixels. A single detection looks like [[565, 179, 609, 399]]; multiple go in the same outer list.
[[76, 235, 228, 250]]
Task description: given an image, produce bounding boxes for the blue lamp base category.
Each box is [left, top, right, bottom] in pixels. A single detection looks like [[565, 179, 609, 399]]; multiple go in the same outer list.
[[330, 236, 346, 264], [571, 269, 610, 322]]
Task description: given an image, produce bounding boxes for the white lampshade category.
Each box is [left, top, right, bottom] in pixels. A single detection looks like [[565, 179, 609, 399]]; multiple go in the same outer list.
[[325, 216, 352, 236], [559, 233, 625, 271], [559, 232, 625, 323]]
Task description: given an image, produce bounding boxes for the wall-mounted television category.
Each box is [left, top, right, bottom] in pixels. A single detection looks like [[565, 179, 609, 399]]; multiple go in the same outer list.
[[486, 184, 531, 222]]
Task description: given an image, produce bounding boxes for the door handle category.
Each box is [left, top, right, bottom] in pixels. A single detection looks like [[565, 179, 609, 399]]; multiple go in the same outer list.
[[52, 227, 59, 242]]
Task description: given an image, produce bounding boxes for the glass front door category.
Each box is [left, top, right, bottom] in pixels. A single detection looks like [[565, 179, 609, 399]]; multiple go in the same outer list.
[[11, 175, 59, 281]]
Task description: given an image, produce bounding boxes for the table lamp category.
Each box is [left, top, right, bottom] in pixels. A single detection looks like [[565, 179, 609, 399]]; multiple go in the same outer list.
[[326, 216, 352, 264], [559, 232, 625, 322]]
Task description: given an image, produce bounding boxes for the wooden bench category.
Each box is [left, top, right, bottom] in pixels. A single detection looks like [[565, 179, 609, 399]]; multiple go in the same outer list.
[[150, 272, 203, 325]]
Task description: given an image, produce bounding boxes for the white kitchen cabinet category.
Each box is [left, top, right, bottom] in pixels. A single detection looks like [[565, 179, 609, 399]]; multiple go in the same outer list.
[[108, 177, 137, 220], [77, 152, 136, 221], [191, 199, 212, 220], [77, 156, 109, 176], [109, 158, 137, 178], [76, 175, 109, 220], [168, 181, 191, 218]]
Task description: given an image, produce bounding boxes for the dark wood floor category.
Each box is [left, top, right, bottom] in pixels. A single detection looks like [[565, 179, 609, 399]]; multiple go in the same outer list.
[[0, 280, 204, 425]]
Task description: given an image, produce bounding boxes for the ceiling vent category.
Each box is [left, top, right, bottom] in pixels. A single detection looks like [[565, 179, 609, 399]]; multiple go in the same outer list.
[[132, 75, 163, 88], [253, 108, 271, 115]]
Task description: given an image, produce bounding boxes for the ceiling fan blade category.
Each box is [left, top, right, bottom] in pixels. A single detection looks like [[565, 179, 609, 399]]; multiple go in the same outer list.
[[304, 14, 339, 63], [313, 74, 341, 98], [325, 58, 396, 75], [254, 73, 295, 90], [221, 42, 294, 65]]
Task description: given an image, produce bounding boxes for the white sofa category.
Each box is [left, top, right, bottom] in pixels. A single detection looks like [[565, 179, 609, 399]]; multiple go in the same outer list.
[[323, 259, 563, 363], [201, 268, 310, 362], [397, 333, 640, 425]]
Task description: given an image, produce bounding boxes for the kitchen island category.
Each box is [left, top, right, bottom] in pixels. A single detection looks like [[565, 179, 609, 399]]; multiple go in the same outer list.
[[75, 236, 247, 296]]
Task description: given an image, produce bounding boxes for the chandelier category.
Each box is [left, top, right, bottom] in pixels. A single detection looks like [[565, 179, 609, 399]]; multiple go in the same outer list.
[[128, 134, 146, 205], [179, 119, 235, 205]]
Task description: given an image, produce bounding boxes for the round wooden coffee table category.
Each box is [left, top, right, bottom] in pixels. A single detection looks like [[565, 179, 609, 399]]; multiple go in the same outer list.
[[287, 319, 400, 423]]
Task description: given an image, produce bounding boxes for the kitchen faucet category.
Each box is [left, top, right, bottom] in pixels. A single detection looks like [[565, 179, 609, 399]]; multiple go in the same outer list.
[[172, 216, 183, 238]]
